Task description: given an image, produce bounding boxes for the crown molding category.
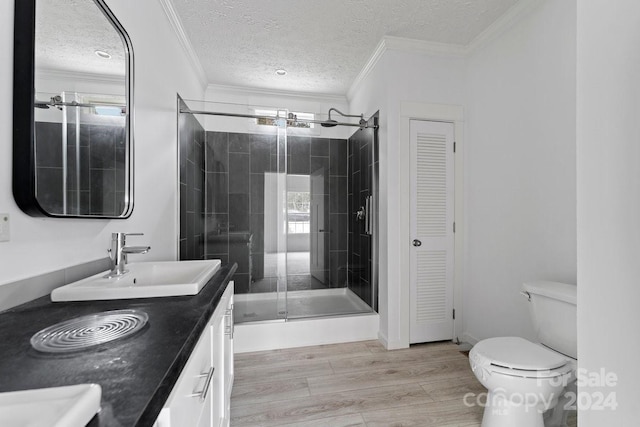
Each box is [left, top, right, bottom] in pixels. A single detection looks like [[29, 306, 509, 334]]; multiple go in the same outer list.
[[347, 0, 540, 100], [159, 0, 208, 90], [206, 83, 348, 103], [347, 36, 467, 101], [37, 68, 125, 85], [346, 37, 388, 101], [383, 35, 468, 57], [466, 0, 540, 53], [163, 0, 539, 101]]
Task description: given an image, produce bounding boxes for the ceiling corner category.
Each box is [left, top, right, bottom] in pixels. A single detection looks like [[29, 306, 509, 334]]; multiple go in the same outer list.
[[466, 0, 541, 54], [346, 37, 389, 102], [346, 35, 468, 102], [158, 0, 208, 90]]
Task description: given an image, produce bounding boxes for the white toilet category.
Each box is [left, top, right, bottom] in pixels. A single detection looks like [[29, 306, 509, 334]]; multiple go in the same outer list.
[[469, 281, 577, 427]]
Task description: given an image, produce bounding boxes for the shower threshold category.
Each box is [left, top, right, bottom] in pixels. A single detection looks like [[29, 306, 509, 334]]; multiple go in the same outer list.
[[234, 288, 372, 323]]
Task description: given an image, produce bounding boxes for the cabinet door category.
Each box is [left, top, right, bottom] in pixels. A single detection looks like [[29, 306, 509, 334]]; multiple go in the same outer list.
[[163, 323, 213, 427], [155, 282, 234, 427], [223, 282, 234, 426], [210, 304, 225, 427]]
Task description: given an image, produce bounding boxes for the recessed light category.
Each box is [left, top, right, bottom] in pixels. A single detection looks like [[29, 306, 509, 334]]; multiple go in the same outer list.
[[95, 50, 112, 59], [275, 69, 287, 76]]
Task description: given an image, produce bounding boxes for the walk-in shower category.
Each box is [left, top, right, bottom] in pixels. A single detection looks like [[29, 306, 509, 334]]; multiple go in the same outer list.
[[177, 97, 378, 324]]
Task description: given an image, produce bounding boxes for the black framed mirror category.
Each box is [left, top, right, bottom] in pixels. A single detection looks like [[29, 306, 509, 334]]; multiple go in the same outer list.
[[13, 0, 134, 218]]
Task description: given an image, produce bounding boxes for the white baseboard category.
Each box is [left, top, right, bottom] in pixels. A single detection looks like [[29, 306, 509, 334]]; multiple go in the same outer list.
[[234, 313, 380, 353], [377, 330, 389, 349], [462, 332, 481, 346], [379, 331, 410, 350]]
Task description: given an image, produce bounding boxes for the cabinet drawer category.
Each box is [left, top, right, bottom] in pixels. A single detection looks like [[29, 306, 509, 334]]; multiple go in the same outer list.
[[162, 322, 213, 427]]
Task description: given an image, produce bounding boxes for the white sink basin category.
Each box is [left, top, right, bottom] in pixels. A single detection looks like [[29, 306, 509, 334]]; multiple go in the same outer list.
[[51, 260, 221, 302], [0, 383, 101, 427]]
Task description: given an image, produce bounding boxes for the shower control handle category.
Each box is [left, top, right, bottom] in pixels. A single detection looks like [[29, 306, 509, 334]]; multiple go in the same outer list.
[[412, 239, 422, 247]]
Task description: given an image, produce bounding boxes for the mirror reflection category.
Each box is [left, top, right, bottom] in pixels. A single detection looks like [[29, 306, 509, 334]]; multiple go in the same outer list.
[[14, 0, 134, 218]]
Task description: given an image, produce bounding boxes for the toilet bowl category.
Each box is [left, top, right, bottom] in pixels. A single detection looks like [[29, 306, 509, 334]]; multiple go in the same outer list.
[[470, 337, 575, 427], [469, 281, 577, 427]]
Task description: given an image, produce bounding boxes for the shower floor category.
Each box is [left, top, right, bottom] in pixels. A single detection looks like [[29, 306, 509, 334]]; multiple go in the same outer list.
[[234, 288, 372, 323]]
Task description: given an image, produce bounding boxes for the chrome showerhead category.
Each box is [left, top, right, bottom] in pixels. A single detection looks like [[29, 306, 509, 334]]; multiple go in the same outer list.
[[323, 108, 364, 128], [321, 119, 338, 127]]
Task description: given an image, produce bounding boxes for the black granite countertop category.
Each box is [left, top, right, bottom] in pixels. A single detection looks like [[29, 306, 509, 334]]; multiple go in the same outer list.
[[0, 263, 237, 427]]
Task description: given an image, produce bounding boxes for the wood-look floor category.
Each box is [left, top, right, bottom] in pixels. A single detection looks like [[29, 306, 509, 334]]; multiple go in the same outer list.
[[231, 340, 485, 426], [231, 340, 579, 427]]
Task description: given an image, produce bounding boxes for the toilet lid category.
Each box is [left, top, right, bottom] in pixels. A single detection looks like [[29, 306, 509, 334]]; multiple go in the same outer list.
[[473, 337, 568, 371]]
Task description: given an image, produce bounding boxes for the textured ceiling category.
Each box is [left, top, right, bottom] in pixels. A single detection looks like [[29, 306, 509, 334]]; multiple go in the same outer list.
[[35, 0, 126, 79], [170, 0, 521, 95]]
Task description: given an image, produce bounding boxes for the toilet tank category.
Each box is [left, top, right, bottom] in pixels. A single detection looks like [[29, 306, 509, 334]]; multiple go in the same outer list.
[[522, 281, 577, 359]]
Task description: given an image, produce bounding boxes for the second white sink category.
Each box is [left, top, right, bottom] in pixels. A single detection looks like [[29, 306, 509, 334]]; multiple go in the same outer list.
[[51, 260, 221, 302], [0, 384, 101, 427]]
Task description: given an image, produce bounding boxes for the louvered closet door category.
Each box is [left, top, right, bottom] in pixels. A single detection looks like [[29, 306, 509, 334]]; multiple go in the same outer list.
[[409, 120, 455, 344]]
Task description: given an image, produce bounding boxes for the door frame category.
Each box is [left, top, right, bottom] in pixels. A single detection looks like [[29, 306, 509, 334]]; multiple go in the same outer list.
[[398, 102, 464, 347]]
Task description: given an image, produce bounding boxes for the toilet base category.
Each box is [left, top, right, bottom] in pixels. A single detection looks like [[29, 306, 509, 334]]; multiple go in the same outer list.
[[481, 392, 546, 427]]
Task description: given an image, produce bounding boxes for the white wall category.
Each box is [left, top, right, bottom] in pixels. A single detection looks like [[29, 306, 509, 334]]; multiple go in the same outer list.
[[463, 0, 577, 343], [0, 0, 204, 286], [349, 53, 391, 345], [350, 48, 466, 348], [577, 0, 640, 424], [349, 0, 577, 349]]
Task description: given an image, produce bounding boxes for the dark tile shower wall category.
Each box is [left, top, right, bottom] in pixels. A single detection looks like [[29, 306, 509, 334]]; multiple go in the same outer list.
[[203, 131, 264, 293], [348, 116, 378, 309], [35, 120, 126, 216], [178, 102, 205, 261], [202, 132, 348, 294]]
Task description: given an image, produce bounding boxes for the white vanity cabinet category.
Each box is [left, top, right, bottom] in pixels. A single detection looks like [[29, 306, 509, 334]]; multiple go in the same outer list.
[[212, 281, 234, 427], [222, 287, 234, 425], [154, 281, 234, 427]]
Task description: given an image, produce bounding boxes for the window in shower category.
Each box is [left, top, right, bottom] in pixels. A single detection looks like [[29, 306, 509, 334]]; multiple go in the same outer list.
[[255, 109, 315, 129], [287, 191, 310, 234]]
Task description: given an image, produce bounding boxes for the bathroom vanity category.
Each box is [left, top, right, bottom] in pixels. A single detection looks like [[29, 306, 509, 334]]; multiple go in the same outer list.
[[0, 263, 236, 426], [155, 281, 234, 427]]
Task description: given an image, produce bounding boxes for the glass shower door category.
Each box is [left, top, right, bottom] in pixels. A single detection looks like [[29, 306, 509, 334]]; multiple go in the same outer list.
[[274, 120, 288, 320]]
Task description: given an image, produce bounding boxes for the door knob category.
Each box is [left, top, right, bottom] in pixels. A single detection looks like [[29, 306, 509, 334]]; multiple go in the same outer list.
[[412, 239, 422, 247]]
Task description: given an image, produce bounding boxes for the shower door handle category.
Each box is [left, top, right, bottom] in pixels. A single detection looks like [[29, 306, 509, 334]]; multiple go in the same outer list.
[[365, 195, 373, 236], [412, 239, 422, 247]]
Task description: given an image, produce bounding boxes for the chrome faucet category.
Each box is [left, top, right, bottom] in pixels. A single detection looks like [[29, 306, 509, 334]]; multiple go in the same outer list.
[[106, 232, 150, 278]]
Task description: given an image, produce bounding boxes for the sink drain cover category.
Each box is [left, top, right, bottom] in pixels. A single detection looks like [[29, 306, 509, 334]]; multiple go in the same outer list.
[[31, 309, 148, 353]]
